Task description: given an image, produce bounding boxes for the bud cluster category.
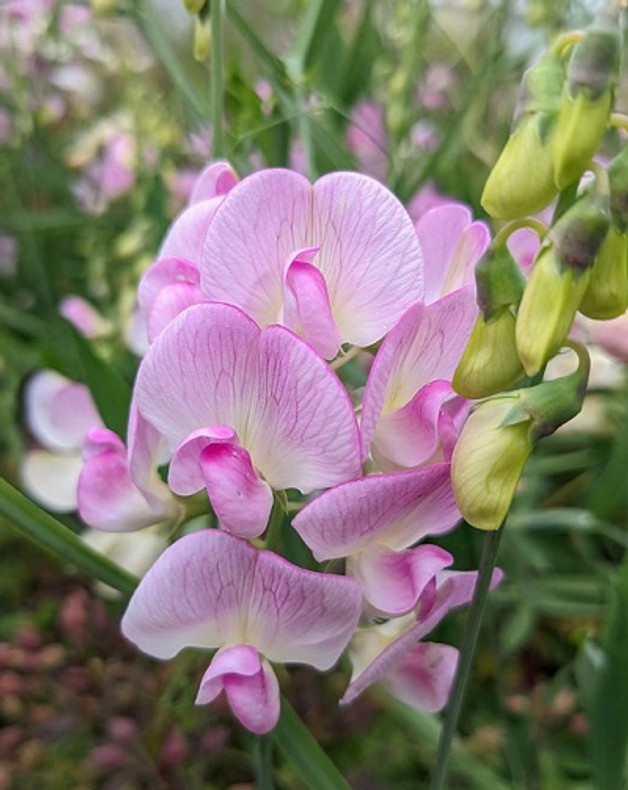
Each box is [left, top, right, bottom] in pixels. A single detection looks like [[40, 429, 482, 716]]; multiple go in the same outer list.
[[452, 8, 627, 531]]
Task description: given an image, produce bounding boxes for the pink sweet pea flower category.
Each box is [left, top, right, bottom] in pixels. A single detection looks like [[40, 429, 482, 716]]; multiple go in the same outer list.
[[22, 370, 103, 512], [132, 302, 361, 538], [346, 100, 389, 182], [293, 463, 461, 615], [121, 529, 363, 733], [59, 295, 111, 339], [360, 205, 490, 469], [78, 406, 180, 533], [199, 169, 424, 359], [342, 567, 502, 709], [136, 161, 238, 345]]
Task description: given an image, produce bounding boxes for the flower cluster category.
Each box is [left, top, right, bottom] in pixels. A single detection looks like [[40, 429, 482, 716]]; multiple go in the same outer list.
[[43, 159, 500, 734]]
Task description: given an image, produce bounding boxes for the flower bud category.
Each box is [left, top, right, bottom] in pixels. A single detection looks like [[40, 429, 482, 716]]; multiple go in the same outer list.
[[184, 0, 207, 13], [481, 50, 563, 219], [551, 13, 621, 190], [452, 344, 589, 530], [607, 146, 628, 233], [193, 14, 211, 62], [579, 226, 628, 319], [515, 195, 609, 375], [453, 309, 525, 399]]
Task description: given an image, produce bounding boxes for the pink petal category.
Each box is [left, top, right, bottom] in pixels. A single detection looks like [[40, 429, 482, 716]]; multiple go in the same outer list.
[[283, 248, 342, 360], [59, 295, 111, 339], [360, 290, 477, 461], [415, 205, 489, 303], [159, 198, 222, 264], [24, 370, 102, 451], [341, 567, 502, 705], [349, 544, 453, 615], [371, 380, 455, 468], [138, 257, 202, 343], [188, 161, 238, 205], [200, 441, 274, 538], [134, 302, 361, 492], [385, 642, 458, 713], [293, 463, 460, 560], [168, 425, 237, 495], [196, 646, 280, 734], [200, 168, 424, 345], [121, 530, 362, 669], [78, 428, 167, 533]]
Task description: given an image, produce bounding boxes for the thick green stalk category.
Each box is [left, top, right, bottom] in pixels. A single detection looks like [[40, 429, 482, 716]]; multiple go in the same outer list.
[[254, 735, 274, 790], [430, 528, 503, 790], [211, 0, 226, 156]]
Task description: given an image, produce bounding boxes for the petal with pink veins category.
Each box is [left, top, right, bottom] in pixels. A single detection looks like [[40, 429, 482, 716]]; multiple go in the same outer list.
[[360, 291, 477, 461], [348, 543, 453, 616], [134, 302, 361, 492], [137, 257, 202, 343], [383, 642, 459, 713], [121, 529, 362, 670], [168, 425, 237, 495], [159, 198, 223, 264], [200, 168, 424, 347], [293, 462, 460, 561], [196, 646, 280, 734], [415, 205, 489, 303]]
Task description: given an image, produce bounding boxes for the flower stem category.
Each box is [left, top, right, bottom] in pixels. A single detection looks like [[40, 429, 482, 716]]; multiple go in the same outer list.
[[211, 0, 226, 157], [254, 735, 274, 790], [492, 217, 547, 248], [609, 112, 628, 135], [429, 527, 503, 790]]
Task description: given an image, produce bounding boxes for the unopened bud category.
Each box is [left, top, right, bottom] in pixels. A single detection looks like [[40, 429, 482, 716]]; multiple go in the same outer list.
[[453, 309, 525, 399], [579, 226, 628, 319], [193, 14, 211, 62], [481, 50, 563, 219], [607, 146, 628, 232], [551, 13, 621, 190], [184, 0, 207, 13], [475, 245, 527, 318], [516, 192, 610, 375], [452, 344, 588, 530]]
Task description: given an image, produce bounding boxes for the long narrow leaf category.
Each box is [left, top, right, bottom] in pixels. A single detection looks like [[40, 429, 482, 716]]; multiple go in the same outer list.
[[273, 696, 351, 790], [0, 478, 138, 597]]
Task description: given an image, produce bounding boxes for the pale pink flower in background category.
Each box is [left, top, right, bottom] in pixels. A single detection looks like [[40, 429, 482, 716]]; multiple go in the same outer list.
[[121, 529, 363, 733], [73, 132, 136, 215], [342, 567, 502, 710], [406, 182, 454, 222], [59, 295, 112, 339], [417, 64, 456, 111], [200, 169, 424, 359], [22, 370, 103, 512], [132, 302, 361, 537], [360, 205, 489, 469], [582, 312, 628, 364], [293, 463, 460, 615], [346, 100, 389, 182]]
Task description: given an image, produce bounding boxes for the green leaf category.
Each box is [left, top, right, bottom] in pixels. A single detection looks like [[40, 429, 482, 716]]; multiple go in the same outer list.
[[0, 478, 138, 597], [273, 696, 351, 790], [289, 0, 342, 75], [589, 562, 628, 790], [46, 317, 132, 439]]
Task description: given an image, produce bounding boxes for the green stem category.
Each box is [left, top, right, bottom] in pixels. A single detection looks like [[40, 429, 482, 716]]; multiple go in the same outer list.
[[211, 0, 226, 156], [492, 217, 547, 248], [430, 528, 503, 790], [550, 29, 584, 56], [609, 112, 628, 135], [255, 735, 274, 790], [265, 493, 287, 553]]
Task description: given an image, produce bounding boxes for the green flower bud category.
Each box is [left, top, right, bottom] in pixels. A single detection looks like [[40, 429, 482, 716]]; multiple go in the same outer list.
[[481, 50, 563, 219], [607, 146, 628, 233], [184, 0, 207, 13], [475, 245, 527, 319], [551, 13, 621, 190], [579, 226, 628, 319], [453, 309, 525, 399], [193, 14, 211, 62], [452, 344, 589, 530], [516, 194, 610, 375]]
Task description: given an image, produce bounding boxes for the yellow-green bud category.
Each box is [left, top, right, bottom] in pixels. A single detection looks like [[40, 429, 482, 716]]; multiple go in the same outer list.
[[193, 14, 211, 62], [184, 0, 207, 13], [452, 344, 589, 530], [579, 226, 628, 319], [551, 13, 621, 190], [453, 309, 525, 399], [516, 194, 609, 375], [481, 50, 563, 219]]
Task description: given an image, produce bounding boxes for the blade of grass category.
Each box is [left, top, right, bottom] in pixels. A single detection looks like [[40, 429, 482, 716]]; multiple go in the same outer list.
[[0, 478, 138, 597], [273, 696, 351, 790]]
